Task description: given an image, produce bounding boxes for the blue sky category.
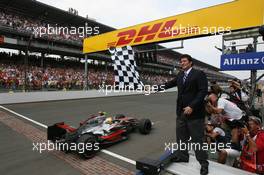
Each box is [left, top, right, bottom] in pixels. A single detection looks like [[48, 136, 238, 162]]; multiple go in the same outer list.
[[36, 0, 264, 79]]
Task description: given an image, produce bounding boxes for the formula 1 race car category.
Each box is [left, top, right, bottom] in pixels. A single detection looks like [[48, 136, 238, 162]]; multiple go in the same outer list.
[[47, 112, 152, 159]]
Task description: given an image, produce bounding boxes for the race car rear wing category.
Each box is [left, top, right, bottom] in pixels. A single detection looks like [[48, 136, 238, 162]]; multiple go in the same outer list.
[[47, 122, 67, 141]]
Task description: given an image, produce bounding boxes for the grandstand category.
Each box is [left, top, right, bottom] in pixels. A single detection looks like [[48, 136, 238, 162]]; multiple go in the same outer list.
[[0, 0, 234, 92]]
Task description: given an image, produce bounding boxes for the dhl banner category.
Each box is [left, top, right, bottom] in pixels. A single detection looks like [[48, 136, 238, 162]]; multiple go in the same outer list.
[[83, 0, 264, 54]]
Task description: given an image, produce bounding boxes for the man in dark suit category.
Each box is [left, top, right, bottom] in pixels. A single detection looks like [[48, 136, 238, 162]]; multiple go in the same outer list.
[[160, 54, 209, 175]]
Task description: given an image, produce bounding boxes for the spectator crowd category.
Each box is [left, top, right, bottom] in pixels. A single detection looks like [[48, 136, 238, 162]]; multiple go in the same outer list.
[[157, 54, 178, 65], [0, 63, 114, 91], [0, 52, 174, 91], [0, 9, 82, 43]]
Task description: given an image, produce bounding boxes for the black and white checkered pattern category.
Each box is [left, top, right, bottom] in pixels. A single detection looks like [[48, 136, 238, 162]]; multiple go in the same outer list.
[[109, 46, 144, 89]]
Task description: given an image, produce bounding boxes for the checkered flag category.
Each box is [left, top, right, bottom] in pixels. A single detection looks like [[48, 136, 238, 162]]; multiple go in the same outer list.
[[109, 46, 144, 89]]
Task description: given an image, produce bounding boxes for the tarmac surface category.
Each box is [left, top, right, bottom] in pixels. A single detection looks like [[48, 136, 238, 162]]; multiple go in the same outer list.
[[0, 92, 178, 174]]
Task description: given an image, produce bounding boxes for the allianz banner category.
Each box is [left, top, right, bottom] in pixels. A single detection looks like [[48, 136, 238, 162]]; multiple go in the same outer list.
[[221, 52, 264, 71]]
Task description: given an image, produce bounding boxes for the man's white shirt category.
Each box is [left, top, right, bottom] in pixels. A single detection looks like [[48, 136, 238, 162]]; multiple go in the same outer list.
[[217, 98, 243, 121], [184, 67, 192, 76]]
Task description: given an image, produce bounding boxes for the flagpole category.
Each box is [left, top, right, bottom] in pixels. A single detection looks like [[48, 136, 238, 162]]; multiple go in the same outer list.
[[84, 54, 89, 90]]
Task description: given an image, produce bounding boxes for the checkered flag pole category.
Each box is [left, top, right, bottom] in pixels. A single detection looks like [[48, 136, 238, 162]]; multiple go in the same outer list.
[[109, 46, 144, 89]]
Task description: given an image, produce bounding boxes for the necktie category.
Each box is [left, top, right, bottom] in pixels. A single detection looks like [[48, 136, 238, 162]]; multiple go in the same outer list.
[[183, 72, 188, 83]]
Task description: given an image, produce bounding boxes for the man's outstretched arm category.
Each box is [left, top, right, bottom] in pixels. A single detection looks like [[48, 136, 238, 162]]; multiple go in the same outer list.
[[157, 76, 178, 91]]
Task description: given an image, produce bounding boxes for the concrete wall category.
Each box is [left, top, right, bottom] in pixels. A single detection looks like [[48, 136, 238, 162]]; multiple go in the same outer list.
[[0, 88, 177, 105]]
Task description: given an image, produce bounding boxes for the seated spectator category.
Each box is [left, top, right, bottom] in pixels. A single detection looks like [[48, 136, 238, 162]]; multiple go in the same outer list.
[[239, 116, 264, 174], [218, 127, 243, 166], [205, 121, 227, 145]]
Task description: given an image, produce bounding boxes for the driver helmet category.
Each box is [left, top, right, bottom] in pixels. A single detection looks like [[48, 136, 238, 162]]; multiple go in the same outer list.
[[105, 117, 113, 124], [98, 111, 107, 116]]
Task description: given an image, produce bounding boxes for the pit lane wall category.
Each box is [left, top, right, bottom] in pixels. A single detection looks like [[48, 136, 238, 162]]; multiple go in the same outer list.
[[0, 88, 177, 105]]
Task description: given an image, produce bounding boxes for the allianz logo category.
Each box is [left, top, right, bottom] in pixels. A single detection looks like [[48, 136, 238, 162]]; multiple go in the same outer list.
[[223, 57, 264, 65]]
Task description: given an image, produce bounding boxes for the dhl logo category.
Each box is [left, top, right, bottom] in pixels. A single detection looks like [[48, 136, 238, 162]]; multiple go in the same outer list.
[[107, 19, 178, 48]]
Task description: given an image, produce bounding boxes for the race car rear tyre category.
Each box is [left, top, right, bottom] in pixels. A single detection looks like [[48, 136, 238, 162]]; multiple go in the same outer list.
[[76, 134, 99, 159], [115, 114, 126, 119], [138, 119, 152, 134]]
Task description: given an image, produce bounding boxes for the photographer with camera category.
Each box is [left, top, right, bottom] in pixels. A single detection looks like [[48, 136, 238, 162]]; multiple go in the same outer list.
[[228, 79, 249, 105], [206, 92, 247, 129]]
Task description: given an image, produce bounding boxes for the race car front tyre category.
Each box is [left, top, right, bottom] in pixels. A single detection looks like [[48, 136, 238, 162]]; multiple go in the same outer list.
[[138, 119, 152, 134], [76, 134, 99, 159]]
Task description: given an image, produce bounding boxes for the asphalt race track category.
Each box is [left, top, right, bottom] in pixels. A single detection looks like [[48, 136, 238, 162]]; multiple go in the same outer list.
[[0, 121, 82, 175], [0, 92, 178, 174]]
